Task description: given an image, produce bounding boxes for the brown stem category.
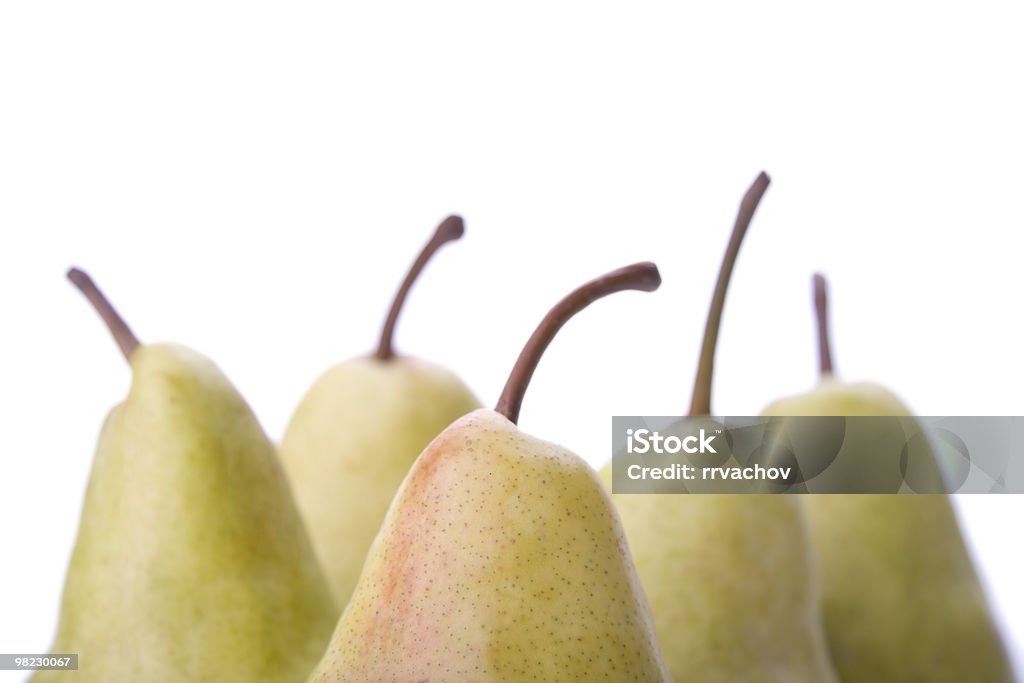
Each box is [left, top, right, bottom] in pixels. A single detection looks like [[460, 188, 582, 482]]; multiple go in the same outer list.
[[375, 215, 465, 360], [67, 267, 140, 361], [813, 272, 835, 377], [688, 171, 771, 416], [495, 262, 661, 425]]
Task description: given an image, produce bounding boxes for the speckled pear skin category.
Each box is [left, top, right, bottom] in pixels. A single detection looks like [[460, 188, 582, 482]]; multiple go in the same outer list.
[[763, 379, 1016, 683], [280, 355, 480, 607], [34, 343, 337, 683], [307, 409, 672, 682], [598, 464, 840, 683]]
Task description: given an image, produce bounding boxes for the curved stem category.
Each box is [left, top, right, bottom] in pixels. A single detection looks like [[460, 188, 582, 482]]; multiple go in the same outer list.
[[813, 272, 835, 377], [375, 215, 465, 360], [67, 267, 140, 361], [688, 171, 771, 416], [495, 262, 661, 425]]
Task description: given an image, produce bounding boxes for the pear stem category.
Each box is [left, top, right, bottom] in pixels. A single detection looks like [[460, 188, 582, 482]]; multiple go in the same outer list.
[[495, 262, 662, 425], [67, 267, 140, 361], [813, 272, 835, 377], [375, 215, 465, 360], [688, 171, 771, 416]]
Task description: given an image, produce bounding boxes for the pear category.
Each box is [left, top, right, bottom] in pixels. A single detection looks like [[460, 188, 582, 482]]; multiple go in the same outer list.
[[280, 216, 480, 607], [306, 263, 671, 682], [35, 269, 336, 683], [599, 173, 842, 683], [762, 273, 1016, 683]]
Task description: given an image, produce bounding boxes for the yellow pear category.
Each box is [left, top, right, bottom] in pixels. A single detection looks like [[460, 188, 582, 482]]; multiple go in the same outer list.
[[307, 263, 672, 682], [762, 273, 1015, 683], [35, 269, 336, 683], [280, 216, 480, 607], [599, 173, 841, 682]]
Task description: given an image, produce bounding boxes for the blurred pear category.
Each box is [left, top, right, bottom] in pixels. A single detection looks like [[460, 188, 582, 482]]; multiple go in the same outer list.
[[762, 273, 1015, 683], [34, 269, 335, 683], [279, 216, 479, 607], [600, 174, 841, 683]]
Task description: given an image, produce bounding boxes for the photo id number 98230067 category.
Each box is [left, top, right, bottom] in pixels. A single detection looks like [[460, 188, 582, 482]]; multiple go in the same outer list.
[[1, 655, 78, 670]]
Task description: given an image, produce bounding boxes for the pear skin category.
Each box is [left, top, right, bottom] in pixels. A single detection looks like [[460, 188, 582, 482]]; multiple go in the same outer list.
[[764, 382, 1016, 683], [310, 410, 669, 682], [280, 355, 478, 606], [600, 474, 840, 683], [35, 272, 336, 683]]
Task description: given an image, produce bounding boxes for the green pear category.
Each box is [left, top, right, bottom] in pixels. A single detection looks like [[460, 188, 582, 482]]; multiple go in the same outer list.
[[35, 269, 336, 683], [599, 173, 841, 682], [307, 263, 671, 682], [280, 216, 480, 607], [762, 273, 1016, 683]]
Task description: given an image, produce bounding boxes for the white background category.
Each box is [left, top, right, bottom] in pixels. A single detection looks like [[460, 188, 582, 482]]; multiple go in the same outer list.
[[2, 2, 1022, 679]]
